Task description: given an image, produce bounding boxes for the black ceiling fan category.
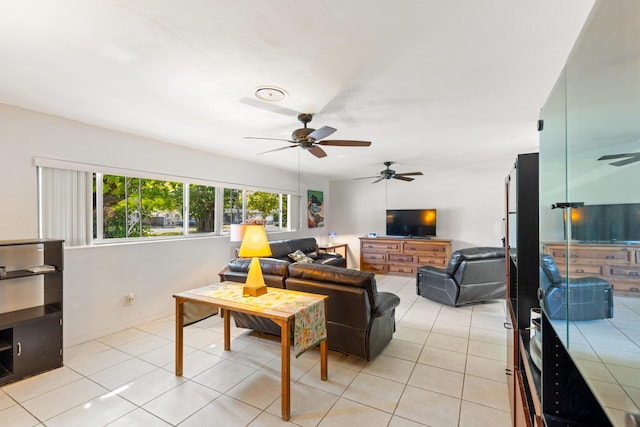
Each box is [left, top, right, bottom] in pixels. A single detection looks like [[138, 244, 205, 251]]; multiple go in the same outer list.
[[355, 161, 424, 183], [244, 113, 371, 158]]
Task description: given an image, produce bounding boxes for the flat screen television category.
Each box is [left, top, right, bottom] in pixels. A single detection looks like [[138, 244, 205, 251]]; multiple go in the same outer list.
[[386, 209, 437, 238], [570, 203, 640, 243]]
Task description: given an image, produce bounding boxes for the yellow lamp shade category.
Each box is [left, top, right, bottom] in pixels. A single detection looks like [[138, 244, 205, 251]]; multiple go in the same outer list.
[[238, 225, 272, 257]]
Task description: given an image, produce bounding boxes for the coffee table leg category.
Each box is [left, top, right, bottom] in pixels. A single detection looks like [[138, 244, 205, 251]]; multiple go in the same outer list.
[[281, 319, 291, 421], [224, 309, 231, 351], [175, 298, 184, 376]]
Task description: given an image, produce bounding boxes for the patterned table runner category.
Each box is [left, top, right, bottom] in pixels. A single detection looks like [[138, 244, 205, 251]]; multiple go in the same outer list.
[[186, 283, 327, 357]]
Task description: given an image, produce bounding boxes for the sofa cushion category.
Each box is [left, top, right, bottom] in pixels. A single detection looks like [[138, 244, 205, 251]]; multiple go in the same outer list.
[[288, 263, 379, 310], [227, 257, 289, 277], [288, 249, 315, 263]]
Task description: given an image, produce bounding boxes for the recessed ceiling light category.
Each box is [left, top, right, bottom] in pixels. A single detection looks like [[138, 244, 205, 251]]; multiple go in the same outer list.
[[255, 86, 287, 102]]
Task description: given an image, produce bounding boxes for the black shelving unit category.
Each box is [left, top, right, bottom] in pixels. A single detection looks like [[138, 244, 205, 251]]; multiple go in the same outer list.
[[0, 239, 63, 386], [505, 153, 541, 426]]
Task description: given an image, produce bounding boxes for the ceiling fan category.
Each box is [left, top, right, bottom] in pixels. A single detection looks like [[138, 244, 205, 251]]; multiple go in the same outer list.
[[355, 161, 424, 183], [244, 113, 371, 158]]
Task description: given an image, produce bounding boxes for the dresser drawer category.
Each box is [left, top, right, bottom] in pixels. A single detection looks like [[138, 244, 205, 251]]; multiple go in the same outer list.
[[388, 264, 415, 275], [403, 242, 449, 254], [556, 263, 602, 275], [551, 248, 630, 263], [388, 254, 415, 263], [361, 262, 387, 273], [362, 252, 386, 262], [362, 242, 401, 251], [417, 256, 447, 267], [607, 265, 640, 279]]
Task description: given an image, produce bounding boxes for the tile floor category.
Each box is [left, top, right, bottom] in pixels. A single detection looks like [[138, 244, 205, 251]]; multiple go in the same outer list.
[[0, 275, 511, 426]]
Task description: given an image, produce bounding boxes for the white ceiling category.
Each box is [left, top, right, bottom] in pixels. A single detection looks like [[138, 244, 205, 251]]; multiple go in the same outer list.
[[0, 0, 594, 180]]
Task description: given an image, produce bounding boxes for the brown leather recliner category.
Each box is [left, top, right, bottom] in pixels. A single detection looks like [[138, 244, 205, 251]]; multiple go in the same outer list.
[[228, 263, 401, 360]]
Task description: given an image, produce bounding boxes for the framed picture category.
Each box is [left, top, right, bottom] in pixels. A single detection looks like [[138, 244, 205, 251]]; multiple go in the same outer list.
[[307, 190, 325, 228]]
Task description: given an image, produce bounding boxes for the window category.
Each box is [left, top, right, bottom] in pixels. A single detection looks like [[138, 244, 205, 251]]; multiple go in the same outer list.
[[39, 165, 296, 246]]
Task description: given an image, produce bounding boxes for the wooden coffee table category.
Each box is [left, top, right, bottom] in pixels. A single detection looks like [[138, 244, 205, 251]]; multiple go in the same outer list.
[[174, 282, 328, 421]]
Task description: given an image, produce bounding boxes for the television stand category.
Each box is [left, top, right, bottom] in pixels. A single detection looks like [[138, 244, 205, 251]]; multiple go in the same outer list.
[[360, 237, 451, 276]]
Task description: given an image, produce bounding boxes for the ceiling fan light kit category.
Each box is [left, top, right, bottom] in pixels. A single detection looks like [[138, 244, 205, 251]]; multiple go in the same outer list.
[[254, 86, 288, 102], [245, 113, 371, 158]]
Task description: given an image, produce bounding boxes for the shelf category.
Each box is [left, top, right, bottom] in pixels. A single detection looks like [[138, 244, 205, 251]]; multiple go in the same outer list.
[[0, 305, 62, 327], [0, 339, 10, 351], [0, 267, 60, 281]]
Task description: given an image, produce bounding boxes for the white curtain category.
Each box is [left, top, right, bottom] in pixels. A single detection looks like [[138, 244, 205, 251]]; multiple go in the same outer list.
[[40, 167, 91, 247]]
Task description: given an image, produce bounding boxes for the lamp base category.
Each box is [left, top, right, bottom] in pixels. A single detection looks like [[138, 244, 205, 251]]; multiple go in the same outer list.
[[242, 284, 267, 297]]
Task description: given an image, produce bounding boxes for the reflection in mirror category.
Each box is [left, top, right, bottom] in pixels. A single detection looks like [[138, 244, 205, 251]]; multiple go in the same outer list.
[[539, 1, 640, 425]]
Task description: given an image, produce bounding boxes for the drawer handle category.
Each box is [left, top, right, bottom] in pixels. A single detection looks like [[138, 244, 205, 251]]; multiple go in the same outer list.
[[504, 322, 512, 330], [629, 271, 639, 276], [576, 268, 584, 273], [606, 255, 615, 259], [570, 254, 578, 258], [17, 342, 22, 356], [630, 287, 639, 292]]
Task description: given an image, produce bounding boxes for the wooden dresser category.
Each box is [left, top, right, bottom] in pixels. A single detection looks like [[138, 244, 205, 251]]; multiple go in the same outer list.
[[359, 237, 452, 276], [543, 242, 640, 292]]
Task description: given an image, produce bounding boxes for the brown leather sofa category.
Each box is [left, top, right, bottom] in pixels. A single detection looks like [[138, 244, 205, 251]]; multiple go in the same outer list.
[[220, 237, 346, 287], [223, 262, 401, 360]]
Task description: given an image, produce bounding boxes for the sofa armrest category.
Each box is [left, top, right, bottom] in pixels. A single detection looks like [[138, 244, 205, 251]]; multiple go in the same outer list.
[[417, 265, 449, 280], [373, 292, 401, 317]]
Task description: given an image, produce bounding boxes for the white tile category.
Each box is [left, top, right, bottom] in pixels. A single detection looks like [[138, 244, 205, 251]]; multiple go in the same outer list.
[[180, 394, 261, 426], [425, 332, 469, 354], [381, 338, 423, 362], [64, 347, 132, 376], [117, 333, 171, 356], [21, 378, 107, 421], [431, 320, 470, 338], [360, 354, 415, 383], [465, 355, 507, 383], [589, 379, 638, 412], [89, 357, 157, 390], [342, 372, 405, 413], [63, 340, 111, 363], [98, 328, 151, 348], [319, 397, 392, 426], [0, 390, 14, 411], [0, 403, 41, 427], [462, 375, 509, 412], [248, 410, 292, 427], [191, 359, 257, 393], [1, 366, 82, 402], [459, 400, 511, 427], [388, 415, 425, 427], [116, 367, 186, 406], [266, 382, 338, 427], [395, 385, 461, 427], [142, 381, 220, 425], [393, 325, 429, 345], [45, 393, 136, 427], [467, 339, 506, 362], [298, 361, 359, 396], [106, 407, 172, 426], [408, 363, 464, 398], [226, 371, 281, 409], [418, 346, 467, 373], [161, 348, 223, 378]]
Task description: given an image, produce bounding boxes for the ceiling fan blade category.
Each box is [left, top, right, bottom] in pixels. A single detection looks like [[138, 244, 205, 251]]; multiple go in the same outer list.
[[372, 177, 385, 184], [353, 175, 380, 180], [609, 157, 640, 166], [317, 140, 371, 147], [244, 136, 295, 143], [395, 172, 424, 177], [308, 146, 327, 158], [239, 97, 299, 117], [257, 145, 298, 155], [308, 126, 336, 141], [393, 175, 415, 182]]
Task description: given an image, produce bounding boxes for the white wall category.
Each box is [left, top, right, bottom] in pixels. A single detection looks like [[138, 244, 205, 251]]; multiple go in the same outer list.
[[0, 104, 329, 346], [1, 103, 513, 347], [328, 166, 510, 268]]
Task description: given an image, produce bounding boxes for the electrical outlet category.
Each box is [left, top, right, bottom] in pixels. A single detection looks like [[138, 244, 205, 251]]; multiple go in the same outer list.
[[125, 293, 135, 305]]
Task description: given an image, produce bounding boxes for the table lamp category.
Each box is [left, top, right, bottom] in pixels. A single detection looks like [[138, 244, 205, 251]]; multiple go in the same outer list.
[[238, 224, 272, 297]]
